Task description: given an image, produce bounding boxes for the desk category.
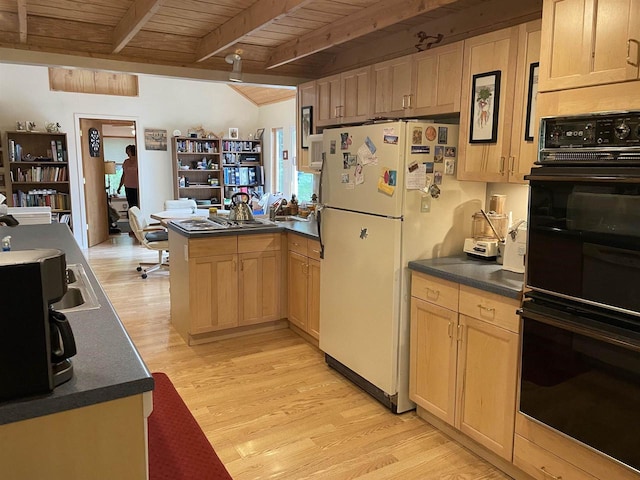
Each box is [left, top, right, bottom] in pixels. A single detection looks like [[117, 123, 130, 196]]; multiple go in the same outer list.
[[150, 209, 208, 221]]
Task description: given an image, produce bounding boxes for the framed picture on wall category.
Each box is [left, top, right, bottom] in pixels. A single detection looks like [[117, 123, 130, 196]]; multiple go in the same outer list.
[[469, 70, 501, 143], [301, 105, 312, 149], [256, 128, 264, 140], [524, 62, 539, 141], [229, 127, 239, 139]]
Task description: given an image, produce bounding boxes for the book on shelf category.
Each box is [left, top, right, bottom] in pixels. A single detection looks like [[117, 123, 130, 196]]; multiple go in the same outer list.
[[8, 140, 16, 161], [55, 140, 64, 162]]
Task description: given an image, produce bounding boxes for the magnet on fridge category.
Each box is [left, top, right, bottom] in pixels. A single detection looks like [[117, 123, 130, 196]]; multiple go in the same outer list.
[[434, 171, 443, 185]]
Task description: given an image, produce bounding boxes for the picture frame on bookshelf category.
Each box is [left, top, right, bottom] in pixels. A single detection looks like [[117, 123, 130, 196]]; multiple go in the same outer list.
[[229, 128, 239, 139], [256, 128, 264, 141]]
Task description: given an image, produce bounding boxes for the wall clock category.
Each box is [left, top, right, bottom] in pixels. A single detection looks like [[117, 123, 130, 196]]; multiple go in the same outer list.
[[89, 127, 101, 157]]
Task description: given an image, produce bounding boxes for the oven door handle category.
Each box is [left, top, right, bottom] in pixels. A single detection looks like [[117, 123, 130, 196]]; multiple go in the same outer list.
[[520, 307, 640, 352], [527, 174, 640, 183]]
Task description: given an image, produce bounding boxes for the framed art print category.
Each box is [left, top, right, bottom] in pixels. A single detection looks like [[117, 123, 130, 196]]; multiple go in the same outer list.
[[524, 62, 539, 141], [301, 105, 312, 149], [469, 70, 501, 143]]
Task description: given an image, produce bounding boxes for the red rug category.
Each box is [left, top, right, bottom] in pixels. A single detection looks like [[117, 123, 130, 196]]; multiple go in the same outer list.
[[149, 372, 233, 480]]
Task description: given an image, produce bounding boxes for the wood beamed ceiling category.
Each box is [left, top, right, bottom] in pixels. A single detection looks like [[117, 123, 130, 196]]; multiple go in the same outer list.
[[0, 0, 543, 86]]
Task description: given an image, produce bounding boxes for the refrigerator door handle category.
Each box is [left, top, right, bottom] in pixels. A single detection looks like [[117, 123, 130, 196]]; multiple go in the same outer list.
[[318, 150, 326, 259]]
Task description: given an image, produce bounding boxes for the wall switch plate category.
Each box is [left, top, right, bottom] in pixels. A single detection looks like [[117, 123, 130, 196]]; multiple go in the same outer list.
[[420, 195, 431, 213]]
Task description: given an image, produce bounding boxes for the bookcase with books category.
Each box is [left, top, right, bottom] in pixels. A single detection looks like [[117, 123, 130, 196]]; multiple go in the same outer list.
[[221, 139, 263, 206], [4, 131, 72, 225], [172, 136, 223, 208]]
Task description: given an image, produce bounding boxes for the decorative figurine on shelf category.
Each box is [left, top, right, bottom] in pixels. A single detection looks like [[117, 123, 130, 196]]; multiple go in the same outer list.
[[45, 122, 61, 133], [27, 121, 36, 132]]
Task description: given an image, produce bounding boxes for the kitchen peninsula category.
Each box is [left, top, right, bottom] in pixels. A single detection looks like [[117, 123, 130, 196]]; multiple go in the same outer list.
[[167, 217, 318, 345], [0, 223, 153, 480]]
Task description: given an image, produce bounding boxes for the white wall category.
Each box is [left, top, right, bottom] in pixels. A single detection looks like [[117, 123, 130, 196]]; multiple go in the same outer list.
[[257, 98, 296, 194], [0, 63, 268, 247], [486, 182, 529, 224]]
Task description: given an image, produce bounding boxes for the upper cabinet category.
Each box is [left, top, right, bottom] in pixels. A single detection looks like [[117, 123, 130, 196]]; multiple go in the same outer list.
[[297, 80, 317, 174], [457, 21, 541, 183], [539, 0, 640, 92], [372, 56, 413, 118], [410, 41, 464, 117], [316, 67, 372, 127]]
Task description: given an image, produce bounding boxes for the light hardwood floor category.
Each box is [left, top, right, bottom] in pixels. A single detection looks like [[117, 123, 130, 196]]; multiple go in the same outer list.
[[86, 234, 511, 480]]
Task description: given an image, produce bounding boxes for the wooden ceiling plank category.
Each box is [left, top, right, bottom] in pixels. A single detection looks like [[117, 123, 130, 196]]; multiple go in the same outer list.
[[17, 0, 26, 43], [195, 0, 315, 63], [112, 0, 165, 54], [266, 0, 460, 69]]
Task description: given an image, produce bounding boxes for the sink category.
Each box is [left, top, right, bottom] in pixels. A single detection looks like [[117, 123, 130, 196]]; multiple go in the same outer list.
[[51, 264, 100, 313], [275, 215, 311, 222]]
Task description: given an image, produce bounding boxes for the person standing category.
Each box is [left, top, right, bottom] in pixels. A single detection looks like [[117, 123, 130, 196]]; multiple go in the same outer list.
[[117, 144, 139, 208]]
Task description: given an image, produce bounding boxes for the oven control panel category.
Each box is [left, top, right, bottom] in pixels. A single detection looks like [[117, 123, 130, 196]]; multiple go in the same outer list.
[[540, 112, 640, 163]]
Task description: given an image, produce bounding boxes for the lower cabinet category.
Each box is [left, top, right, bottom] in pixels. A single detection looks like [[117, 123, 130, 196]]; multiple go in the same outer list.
[[169, 231, 283, 344], [409, 271, 520, 461], [287, 233, 321, 340]]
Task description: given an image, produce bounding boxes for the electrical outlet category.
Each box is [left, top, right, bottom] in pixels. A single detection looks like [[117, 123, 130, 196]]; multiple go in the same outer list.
[[420, 195, 431, 213]]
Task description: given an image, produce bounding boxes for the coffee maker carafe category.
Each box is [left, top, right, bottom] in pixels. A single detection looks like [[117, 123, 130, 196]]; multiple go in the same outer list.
[[0, 249, 77, 401]]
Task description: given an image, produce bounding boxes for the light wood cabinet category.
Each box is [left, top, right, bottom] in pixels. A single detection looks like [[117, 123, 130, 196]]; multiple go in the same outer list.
[[409, 271, 520, 461], [297, 81, 317, 173], [372, 56, 413, 118], [539, 0, 640, 92], [316, 67, 372, 127], [169, 231, 283, 344], [410, 41, 464, 117], [457, 21, 541, 183], [287, 233, 321, 340]]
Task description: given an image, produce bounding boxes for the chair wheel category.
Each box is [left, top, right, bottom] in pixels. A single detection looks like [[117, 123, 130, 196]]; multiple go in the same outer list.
[[142, 273, 148, 279], [137, 266, 142, 272]]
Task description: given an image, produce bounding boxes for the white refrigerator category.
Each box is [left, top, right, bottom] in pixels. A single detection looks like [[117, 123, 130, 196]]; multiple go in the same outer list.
[[318, 121, 486, 413]]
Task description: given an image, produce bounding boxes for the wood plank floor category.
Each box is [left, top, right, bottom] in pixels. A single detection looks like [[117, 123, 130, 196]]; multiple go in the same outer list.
[[86, 234, 511, 480]]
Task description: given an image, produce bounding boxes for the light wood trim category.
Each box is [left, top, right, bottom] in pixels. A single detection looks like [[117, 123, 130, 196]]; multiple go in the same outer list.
[[17, 0, 26, 43], [112, 0, 165, 53], [514, 434, 599, 480], [458, 284, 521, 333], [456, 314, 519, 460], [307, 238, 322, 261], [287, 232, 308, 256], [189, 235, 238, 258], [48, 68, 139, 97], [410, 271, 459, 312], [195, 0, 315, 62], [238, 232, 281, 253], [266, 0, 460, 69], [307, 257, 321, 340], [169, 229, 191, 343], [515, 414, 640, 480], [0, 395, 147, 479]]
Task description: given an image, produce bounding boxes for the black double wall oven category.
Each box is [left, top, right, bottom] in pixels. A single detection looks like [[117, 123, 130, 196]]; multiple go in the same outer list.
[[520, 112, 640, 473]]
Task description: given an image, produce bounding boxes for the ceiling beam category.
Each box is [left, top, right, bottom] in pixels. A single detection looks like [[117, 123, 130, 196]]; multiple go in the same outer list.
[[17, 0, 27, 43], [266, 0, 460, 69], [112, 0, 165, 54], [195, 0, 315, 63]]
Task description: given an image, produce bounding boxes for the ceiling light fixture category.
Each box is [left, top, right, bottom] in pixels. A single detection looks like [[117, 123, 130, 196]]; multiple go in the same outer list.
[[225, 53, 243, 83]]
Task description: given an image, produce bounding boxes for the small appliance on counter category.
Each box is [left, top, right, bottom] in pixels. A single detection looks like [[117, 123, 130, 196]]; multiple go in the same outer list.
[[463, 206, 508, 259], [0, 248, 77, 401], [502, 220, 527, 273]]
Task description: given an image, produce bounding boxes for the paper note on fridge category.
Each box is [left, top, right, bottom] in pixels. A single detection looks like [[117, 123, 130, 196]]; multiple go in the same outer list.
[[357, 143, 377, 165], [406, 162, 426, 190]]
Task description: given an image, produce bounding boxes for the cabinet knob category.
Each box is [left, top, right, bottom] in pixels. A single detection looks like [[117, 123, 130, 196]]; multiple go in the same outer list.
[[509, 156, 515, 175], [500, 157, 506, 175], [627, 39, 639, 67], [477, 304, 495, 315], [425, 287, 440, 299]]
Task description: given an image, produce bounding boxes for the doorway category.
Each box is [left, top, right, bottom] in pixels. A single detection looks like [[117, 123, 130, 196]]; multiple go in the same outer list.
[[78, 118, 137, 247]]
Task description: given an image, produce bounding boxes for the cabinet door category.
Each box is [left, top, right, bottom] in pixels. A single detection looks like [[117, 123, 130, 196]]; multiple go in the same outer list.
[[411, 41, 463, 116], [307, 258, 321, 340], [457, 27, 519, 182], [409, 297, 458, 426], [191, 254, 238, 333], [455, 314, 519, 460], [539, 0, 640, 92], [341, 66, 372, 123], [372, 56, 413, 117], [288, 250, 308, 331], [297, 81, 317, 173], [509, 20, 542, 184], [316, 74, 342, 126], [239, 250, 281, 326]]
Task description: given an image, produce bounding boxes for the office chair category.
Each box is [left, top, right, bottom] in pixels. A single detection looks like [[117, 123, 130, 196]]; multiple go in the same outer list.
[[128, 206, 169, 279], [164, 199, 197, 210]]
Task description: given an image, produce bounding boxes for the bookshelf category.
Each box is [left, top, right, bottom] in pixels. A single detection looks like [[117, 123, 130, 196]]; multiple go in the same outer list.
[[221, 139, 263, 206], [4, 131, 72, 225], [172, 136, 223, 208]]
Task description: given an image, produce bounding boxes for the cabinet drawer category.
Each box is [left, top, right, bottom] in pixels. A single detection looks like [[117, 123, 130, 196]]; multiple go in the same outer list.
[[238, 233, 281, 253], [410, 272, 458, 311], [307, 239, 322, 261], [514, 434, 598, 480], [189, 236, 237, 258], [288, 233, 308, 256], [459, 284, 520, 333]]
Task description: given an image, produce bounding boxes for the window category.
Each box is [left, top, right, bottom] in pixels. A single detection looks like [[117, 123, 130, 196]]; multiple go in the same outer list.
[[272, 125, 317, 203]]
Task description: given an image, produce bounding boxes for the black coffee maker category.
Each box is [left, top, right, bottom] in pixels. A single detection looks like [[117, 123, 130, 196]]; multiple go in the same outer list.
[[0, 249, 77, 401]]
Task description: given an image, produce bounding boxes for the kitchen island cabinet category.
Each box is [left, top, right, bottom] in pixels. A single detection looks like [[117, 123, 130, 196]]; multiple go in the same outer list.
[[169, 229, 286, 345], [539, 0, 640, 92], [410, 270, 520, 461], [0, 224, 153, 480]]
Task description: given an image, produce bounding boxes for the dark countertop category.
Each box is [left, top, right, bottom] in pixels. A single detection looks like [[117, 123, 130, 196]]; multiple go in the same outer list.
[[408, 255, 524, 299], [167, 216, 319, 240], [0, 224, 153, 426]]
